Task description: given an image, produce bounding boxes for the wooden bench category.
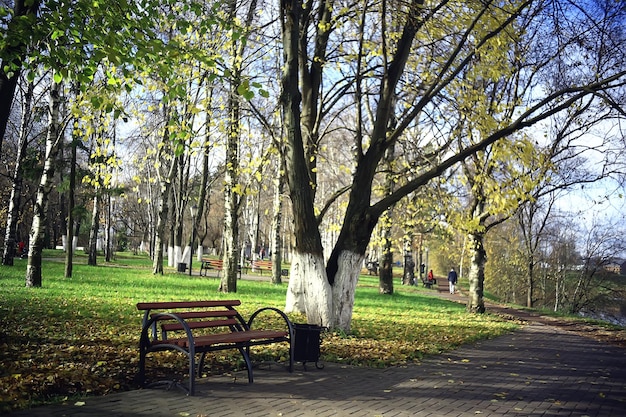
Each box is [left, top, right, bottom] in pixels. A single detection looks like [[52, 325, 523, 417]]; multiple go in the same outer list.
[[251, 259, 273, 275], [199, 258, 243, 278], [137, 300, 294, 395], [422, 276, 436, 289]]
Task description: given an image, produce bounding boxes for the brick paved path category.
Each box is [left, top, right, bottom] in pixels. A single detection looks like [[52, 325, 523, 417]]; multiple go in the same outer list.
[[7, 284, 626, 417], [8, 318, 626, 416]]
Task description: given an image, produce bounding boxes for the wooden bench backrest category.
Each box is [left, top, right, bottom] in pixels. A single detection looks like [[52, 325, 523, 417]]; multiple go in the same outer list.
[[137, 300, 245, 336], [137, 300, 241, 310], [202, 258, 224, 267], [159, 310, 240, 332]]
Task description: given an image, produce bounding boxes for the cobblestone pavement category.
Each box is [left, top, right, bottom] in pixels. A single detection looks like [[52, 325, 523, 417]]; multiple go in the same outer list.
[[7, 289, 626, 417]]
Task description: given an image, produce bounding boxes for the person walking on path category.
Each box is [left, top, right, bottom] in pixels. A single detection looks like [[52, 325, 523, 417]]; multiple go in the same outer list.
[[447, 268, 457, 294]]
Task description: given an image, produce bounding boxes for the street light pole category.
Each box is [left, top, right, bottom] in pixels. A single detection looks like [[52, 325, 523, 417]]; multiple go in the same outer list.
[[189, 205, 197, 276]]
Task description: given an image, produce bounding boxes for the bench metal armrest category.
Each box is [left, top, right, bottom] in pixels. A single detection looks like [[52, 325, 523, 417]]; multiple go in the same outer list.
[[247, 307, 294, 339], [247, 307, 294, 372], [140, 312, 196, 349]]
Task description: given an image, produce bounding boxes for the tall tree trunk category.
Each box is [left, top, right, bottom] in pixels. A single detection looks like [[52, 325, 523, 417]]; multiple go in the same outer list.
[[554, 268, 561, 312], [0, 0, 41, 153], [219, 0, 258, 292], [2, 79, 33, 266], [219, 72, 241, 293], [25, 80, 62, 287], [152, 107, 177, 274], [242, 188, 259, 267], [526, 257, 534, 308], [87, 194, 99, 266], [281, 0, 332, 325], [64, 128, 78, 277], [379, 212, 394, 294], [402, 233, 415, 286], [104, 194, 112, 262], [220, 61, 241, 291], [152, 168, 177, 274], [251, 191, 261, 259], [466, 232, 486, 313], [270, 157, 285, 285], [172, 153, 186, 267], [194, 85, 215, 262], [380, 143, 395, 293]]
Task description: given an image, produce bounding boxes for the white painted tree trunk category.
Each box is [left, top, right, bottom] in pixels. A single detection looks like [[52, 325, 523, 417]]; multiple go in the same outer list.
[[174, 245, 182, 265], [167, 246, 174, 267], [181, 245, 191, 266], [196, 244, 203, 262], [331, 251, 364, 331], [285, 251, 333, 327]]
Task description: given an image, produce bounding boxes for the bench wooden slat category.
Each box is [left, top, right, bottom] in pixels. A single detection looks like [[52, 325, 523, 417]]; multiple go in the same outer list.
[[152, 310, 238, 320], [137, 300, 241, 310], [152, 329, 289, 349], [161, 318, 239, 332], [251, 259, 273, 275], [199, 259, 244, 278]]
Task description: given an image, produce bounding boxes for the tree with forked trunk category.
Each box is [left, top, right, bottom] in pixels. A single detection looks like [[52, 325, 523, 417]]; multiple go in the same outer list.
[[279, 0, 626, 331]]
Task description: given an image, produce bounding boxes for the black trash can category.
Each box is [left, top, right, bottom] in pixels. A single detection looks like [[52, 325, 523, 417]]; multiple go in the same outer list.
[[293, 323, 324, 369], [177, 262, 187, 272]]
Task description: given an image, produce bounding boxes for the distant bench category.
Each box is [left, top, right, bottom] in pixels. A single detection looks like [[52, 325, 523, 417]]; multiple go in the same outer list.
[[421, 276, 436, 289], [137, 300, 294, 395], [251, 259, 273, 275], [199, 258, 243, 278]]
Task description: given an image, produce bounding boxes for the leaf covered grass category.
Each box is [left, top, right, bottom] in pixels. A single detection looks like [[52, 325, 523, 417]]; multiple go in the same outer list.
[[0, 252, 517, 412]]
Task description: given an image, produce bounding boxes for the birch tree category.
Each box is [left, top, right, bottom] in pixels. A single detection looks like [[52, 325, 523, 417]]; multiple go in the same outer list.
[[2, 77, 34, 266], [25, 78, 62, 287], [151, 105, 178, 274], [218, 0, 263, 292]]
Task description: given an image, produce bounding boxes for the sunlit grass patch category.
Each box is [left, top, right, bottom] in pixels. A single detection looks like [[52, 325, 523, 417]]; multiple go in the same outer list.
[[0, 251, 516, 412]]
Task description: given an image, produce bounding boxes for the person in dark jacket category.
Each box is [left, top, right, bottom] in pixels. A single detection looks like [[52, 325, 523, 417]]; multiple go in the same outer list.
[[447, 268, 458, 294]]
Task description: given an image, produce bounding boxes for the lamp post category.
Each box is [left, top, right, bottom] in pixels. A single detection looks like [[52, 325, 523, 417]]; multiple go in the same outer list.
[[189, 205, 197, 276]]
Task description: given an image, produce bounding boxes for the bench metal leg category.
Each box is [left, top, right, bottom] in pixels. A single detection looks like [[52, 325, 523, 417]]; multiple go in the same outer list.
[[288, 335, 295, 373], [188, 348, 197, 395], [138, 352, 146, 385], [239, 346, 254, 383], [139, 348, 196, 395]]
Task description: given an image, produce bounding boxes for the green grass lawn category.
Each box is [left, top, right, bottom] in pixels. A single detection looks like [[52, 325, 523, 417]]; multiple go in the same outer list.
[[0, 251, 518, 412]]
